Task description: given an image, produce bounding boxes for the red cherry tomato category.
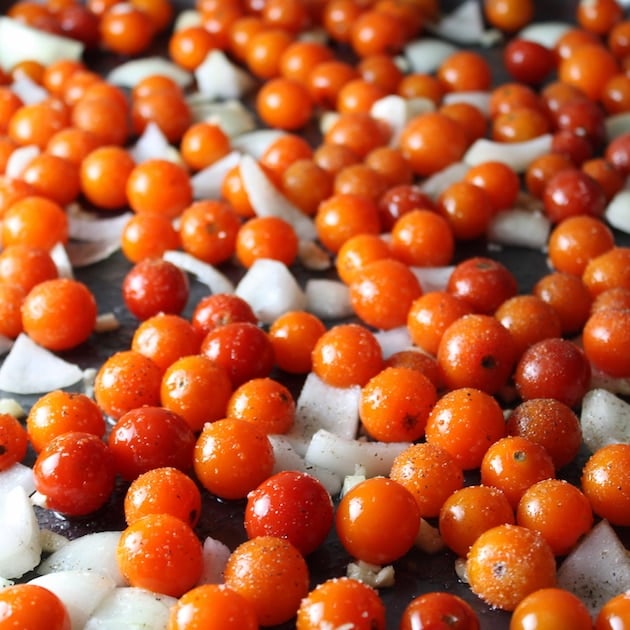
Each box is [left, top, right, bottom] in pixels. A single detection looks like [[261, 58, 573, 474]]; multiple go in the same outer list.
[[122, 257, 189, 320], [244, 470, 334, 555], [33, 431, 116, 516]]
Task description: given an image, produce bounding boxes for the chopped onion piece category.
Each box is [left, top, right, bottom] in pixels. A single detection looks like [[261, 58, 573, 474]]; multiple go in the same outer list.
[[415, 518, 445, 554], [464, 135, 553, 172], [442, 90, 491, 117], [39, 529, 69, 554], [517, 21, 572, 48], [0, 486, 41, 579], [410, 266, 454, 293], [347, 560, 395, 588], [403, 37, 459, 74], [425, 0, 498, 46], [187, 96, 256, 137], [10, 74, 47, 104], [50, 243, 73, 279], [107, 56, 192, 89], [291, 372, 361, 444], [580, 388, 630, 453], [235, 258, 306, 324], [268, 434, 342, 496], [605, 112, 630, 140], [557, 519, 630, 617], [231, 129, 286, 159], [419, 162, 470, 199], [84, 587, 177, 630], [590, 365, 630, 396], [69, 210, 133, 243], [240, 154, 317, 241], [0, 333, 83, 394], [304, 279, 353, 320], [370, 95, 435, 146], [172, 8, 201, 30], [0, 398, 25, 418], [605, 190, 630, 233], [198, 536, 230, 585], [162, 250, 235, 295], [65, 239, 121, 267], [304, 429, 411, 479], [37, 531, 125, 586], [195, 50, 256, 100], [29, 571, 117, 629], [190, 150, 241, 199], [5, 144, 39, 179], [487, 209, 551, 250], [373, 327, 413, 359], [319, 110, 340, 135], [0, 463, 35, 499], [95, 313, 121, 334], [128, 122, 172, 164], [0, 17, 83, 71], [298, 240, 332, 271]]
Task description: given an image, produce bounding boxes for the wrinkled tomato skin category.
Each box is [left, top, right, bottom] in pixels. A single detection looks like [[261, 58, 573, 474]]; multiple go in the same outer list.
[[108, 406, 196, 481], [33, 431, 116, 517], [122, 258, 189, 320], [244, 470, 334, 555]]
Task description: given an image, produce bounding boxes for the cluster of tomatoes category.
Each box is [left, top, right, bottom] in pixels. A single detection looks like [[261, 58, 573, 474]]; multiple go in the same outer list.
[[1, 0, 630, 627]]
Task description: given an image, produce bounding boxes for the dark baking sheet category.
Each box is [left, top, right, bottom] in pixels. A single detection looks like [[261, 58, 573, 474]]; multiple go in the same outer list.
[[1, 1, 630, 628]]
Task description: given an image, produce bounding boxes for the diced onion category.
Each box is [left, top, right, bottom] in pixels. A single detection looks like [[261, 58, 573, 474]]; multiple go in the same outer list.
[[304, 279, 353, 320], [605, 112, 630, 140], [410, 266, 454, 293], [442, 90, 491, 117], [107, 56, 193, 89], [83, 587, 177, 630], [37, 531, 125, 586], [403, 37, 459, 74], [190, 150, 241, 200], [304, 429, 410, 479], [580, 388, 630, 453], [604, 189, 630, 234], [464, 135, 553, 172], [557, 519, 630, 617], [517, 21, 573, 48], [0, 17, 83, 71], [487, 209, 551, 250], [419, 162, 470, 199], [0, 334, 84, 394], [5, 144, 39, 179], [198, 537, 230, 585], [231, 129, 286, 159], [291, 372, 361, 445], [162, 250, 235, 295], [425, 0, 499, 46], [10, 75, 48, 104], [235, 258, 306, 324], [239, 154, 317, 241], [373, 327, 413, 359], [28, 571, 116, 629], [0, 486, 41, 580], [187, 97, 256, 137], [195, 50, 256, 101]]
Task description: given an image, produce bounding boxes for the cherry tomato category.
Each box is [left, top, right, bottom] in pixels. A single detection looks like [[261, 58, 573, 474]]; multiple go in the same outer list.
[[122, 257, 189, 320], [33, 431, 116, 516], [244, 470, 334, 555]]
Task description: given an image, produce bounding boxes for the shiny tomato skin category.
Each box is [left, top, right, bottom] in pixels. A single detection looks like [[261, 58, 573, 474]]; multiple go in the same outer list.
[[108, 406, 196, 481], [122, 257, 189, 320], [200, 321, 275, 387], [33, 431, 116, 516], [244, 470, 334, 555]]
